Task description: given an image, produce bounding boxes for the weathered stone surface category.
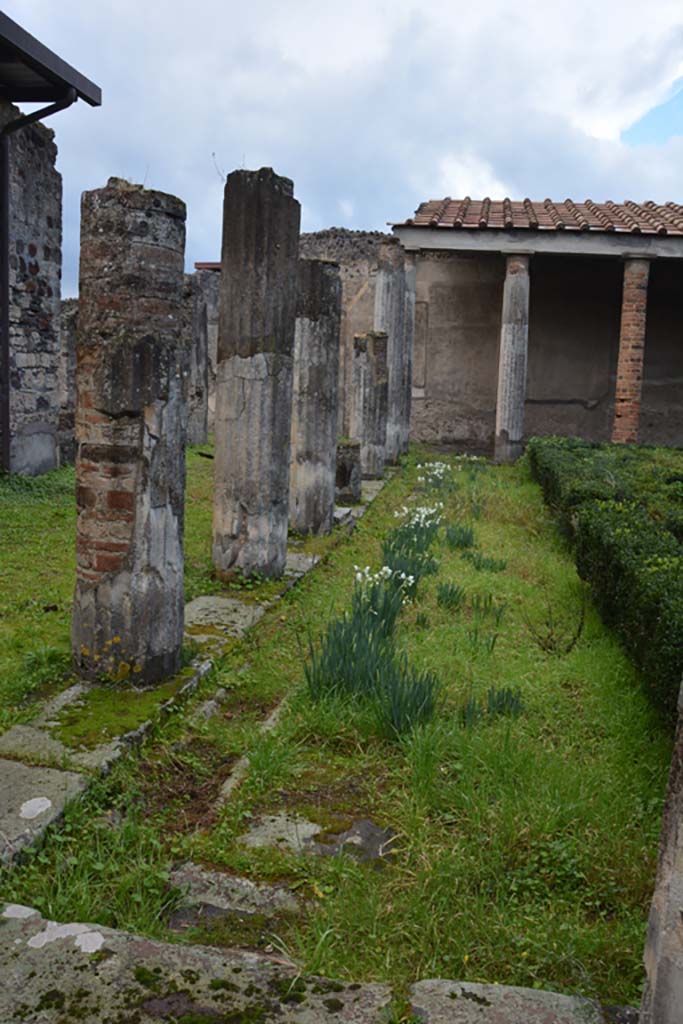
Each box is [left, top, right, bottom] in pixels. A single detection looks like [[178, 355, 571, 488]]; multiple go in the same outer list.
[[289, 259, 342, 535], [184, 595, 266, 638], [336, 439, 362, 503], [181, 273, 209, 445], [0, 904, 392, 1023], [299, 229, 390, 439], [238, 813, 396, 862], [350, 331, 388, 479], [0, 100, 62, 475], [494, 254, 530, 462], [641, 687, 683, 1024], [213, 167, 301, 578], [58, 298, 78, 464], [0, 760, 86, 863], [71, 177, 188, 685], [612, 258, 651, 445], [284, 551, 320, 578], [0, 723, 71, 764], [169, 862, 301, 922], [410, 979, 605, 1023], [196, 267, 220, 429], [375, 239, 407, 464], [401, 252, 416, 455]]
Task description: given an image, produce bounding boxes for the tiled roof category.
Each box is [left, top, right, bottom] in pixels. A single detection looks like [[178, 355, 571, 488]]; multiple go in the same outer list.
[[396, 198, 683, 236]]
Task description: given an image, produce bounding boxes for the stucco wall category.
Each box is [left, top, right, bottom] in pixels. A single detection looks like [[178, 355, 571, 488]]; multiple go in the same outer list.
[[412, 249, 683, 449]]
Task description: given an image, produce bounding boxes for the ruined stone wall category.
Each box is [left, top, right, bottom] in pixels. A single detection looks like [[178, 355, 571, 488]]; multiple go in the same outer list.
[[299, 229, 389, 436], [0, 100, 62, 475]]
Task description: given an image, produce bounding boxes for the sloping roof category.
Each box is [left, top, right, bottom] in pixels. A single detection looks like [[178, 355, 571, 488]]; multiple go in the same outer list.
[[0, 12, 100, 106], [395, 198, 683, 236]]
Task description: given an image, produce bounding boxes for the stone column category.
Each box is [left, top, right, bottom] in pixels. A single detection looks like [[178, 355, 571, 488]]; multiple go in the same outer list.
[[182, 274, 209, 446], [612, 257, 651, 444], [213, 167, 300, 578], [57, 298, 78, 465], [641, 685, 683, 1024], [289, 259, 341, 535], [72, 178, 187, 685], [374, 239, 406, 463], [401, 251, 417, 455], [196, 268, 220, 431], [494, 254, 530, 462], [351, 331, 388, 479]]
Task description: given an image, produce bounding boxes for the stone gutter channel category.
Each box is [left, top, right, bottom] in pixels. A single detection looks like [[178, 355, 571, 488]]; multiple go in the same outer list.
[[0, 476, 630, 1023]]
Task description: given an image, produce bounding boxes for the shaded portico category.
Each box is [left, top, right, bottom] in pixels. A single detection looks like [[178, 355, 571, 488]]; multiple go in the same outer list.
[[393, 198, 683, 460]]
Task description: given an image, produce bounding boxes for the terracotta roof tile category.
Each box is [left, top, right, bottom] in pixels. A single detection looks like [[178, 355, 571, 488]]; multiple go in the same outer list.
[[397, 198, 683, 236]]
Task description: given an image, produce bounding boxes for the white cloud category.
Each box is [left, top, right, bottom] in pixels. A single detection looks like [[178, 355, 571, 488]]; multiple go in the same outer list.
[[6, 0, 683, 294]]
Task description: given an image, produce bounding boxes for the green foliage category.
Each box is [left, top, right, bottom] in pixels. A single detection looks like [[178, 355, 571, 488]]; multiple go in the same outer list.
[[462, 549, 507, 573], [382, 520, 440, 592], [436, 581, 466, 611], [460, 685, 523, 726], [444, 523, 476, 550], [372, 654, 442, 739], [527, 436, 683, 719]]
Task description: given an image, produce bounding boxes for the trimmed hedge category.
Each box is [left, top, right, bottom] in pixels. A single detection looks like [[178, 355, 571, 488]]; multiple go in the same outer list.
[[527, 437, 683, 720]]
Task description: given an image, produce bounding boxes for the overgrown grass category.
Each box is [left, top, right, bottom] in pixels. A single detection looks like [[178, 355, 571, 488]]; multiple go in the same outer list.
[[0, 449, 672, 1010]]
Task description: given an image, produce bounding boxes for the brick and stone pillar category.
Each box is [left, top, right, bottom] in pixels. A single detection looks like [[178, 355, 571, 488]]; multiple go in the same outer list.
[[212, 167, 300, 578], [494, 254, 530, 462], [612, 257, 651, 444], [351, 331, 388, 479], [641, 685, 683, 1024], [374, 240, 406, 464], [196, 268, 220, 431], [72, 178, 187, 684], [289, 259, 341, 535]]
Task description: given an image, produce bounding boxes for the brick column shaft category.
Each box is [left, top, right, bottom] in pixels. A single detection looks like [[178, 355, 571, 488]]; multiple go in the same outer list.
[[612, 258, 651, 444], [212, 168, 300, 578], [289, 259, 342, 535], [72, 178, 187, 684], [494, 254, 530, 463]]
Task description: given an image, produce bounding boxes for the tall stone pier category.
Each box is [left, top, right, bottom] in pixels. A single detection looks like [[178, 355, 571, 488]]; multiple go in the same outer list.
[[72, 178, 187, 684], [401, 252, 416, 455], [213, 167, 301, 578], [374, 239, 406, 464], [494, 254, 530, 463], [289, 259, 341, 535], [612, 257, 651, 444], [181, 274, 209, 446], [641, 685, 683, 1024], [351, 331, 388, 479]]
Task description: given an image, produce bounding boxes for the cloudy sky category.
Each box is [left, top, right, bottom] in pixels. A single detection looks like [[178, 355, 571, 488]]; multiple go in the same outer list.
[[8, 0, 683, 295]]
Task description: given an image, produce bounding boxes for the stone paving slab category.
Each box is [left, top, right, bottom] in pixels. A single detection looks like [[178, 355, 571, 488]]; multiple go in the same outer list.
[[410, 979, 606, 1023], [0, 761, 87, 864], [0, 904, 392, 1023], [185, 594, 267, 638]]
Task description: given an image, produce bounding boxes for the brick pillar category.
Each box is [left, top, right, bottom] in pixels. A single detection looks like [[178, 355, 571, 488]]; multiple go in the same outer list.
[[72, 178, 187, 684], [351, 330, 388, 479], [212, 168, 300, 578], [641, 686, 683, 1024], [374, 239, 406, 464], [289, 259, 341, 535], [494, 254, 530, 463], [612, 258, 651, 444]]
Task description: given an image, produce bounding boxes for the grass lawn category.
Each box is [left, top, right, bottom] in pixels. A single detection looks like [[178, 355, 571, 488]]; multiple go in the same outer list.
[[0, 448, 672, 1009]]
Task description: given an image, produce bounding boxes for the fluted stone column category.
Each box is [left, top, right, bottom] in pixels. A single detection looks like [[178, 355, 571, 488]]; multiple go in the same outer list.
[[289, 259, 341, 534], [182, 273, 209, 446], [213, 167, 300, 578], [401, 251, 416, 455], [612, 257, 651, 444], [374, 240, 406, 464], [351, 331, 388, 479], [494, 254, 530, 462], [641, 684, 683, 1024], [72, 178, 187, 684]]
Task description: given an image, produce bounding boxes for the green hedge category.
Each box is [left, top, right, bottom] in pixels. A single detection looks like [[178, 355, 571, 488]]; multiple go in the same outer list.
[[527, 437, 683, 720]]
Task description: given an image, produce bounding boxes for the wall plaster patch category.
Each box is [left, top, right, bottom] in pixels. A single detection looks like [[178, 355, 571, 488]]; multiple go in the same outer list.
[[20, 796, 53, 820]]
